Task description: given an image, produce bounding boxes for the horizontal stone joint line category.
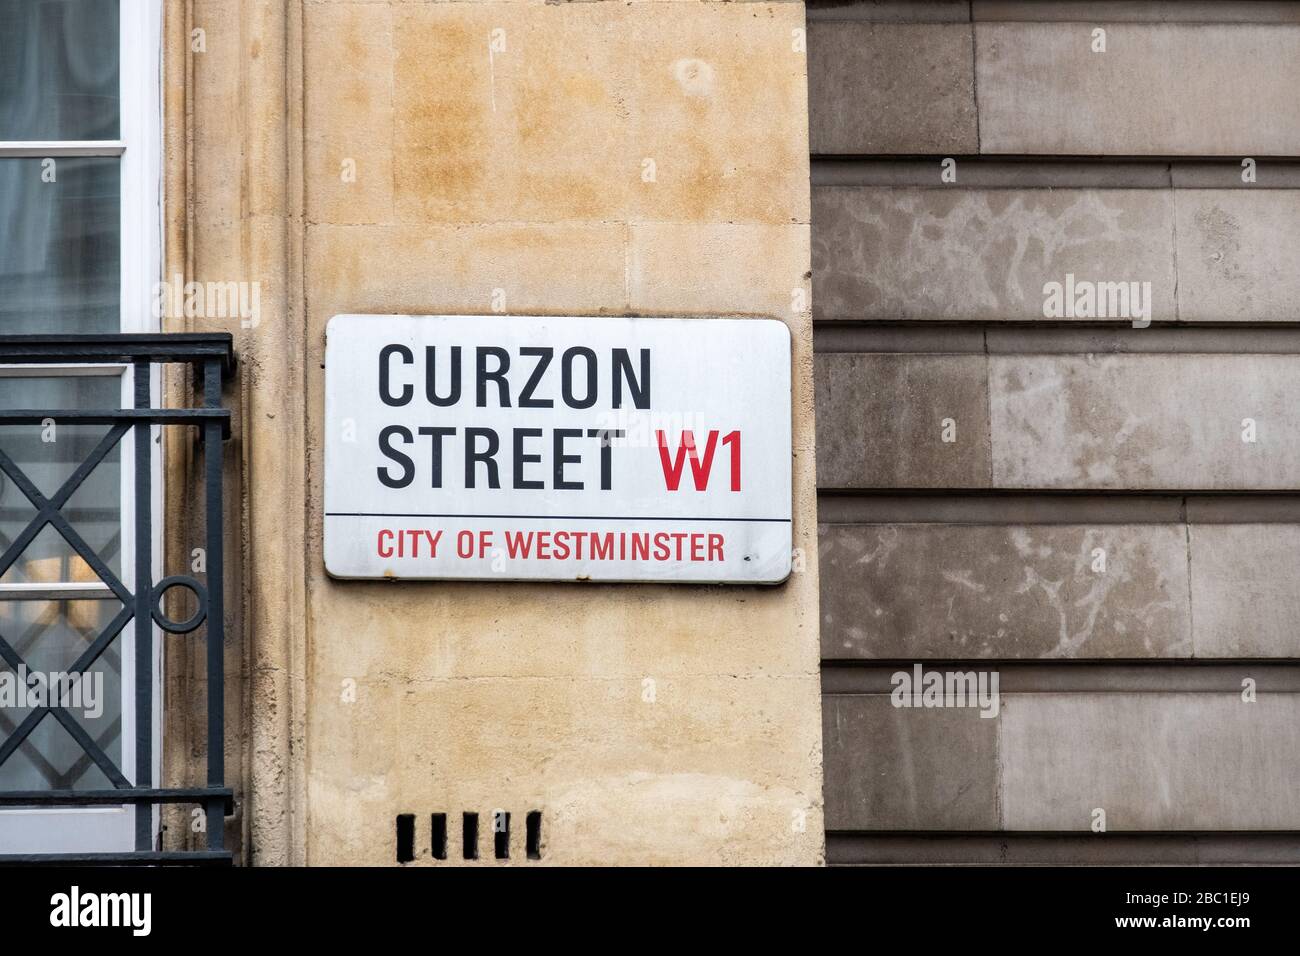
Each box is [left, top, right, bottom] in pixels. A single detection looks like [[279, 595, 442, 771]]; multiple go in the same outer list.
[[807, 1, 1300, 24], [817, 492, 1300, 524], [821, 661, 1300, 693], [813, 323, 1300, 353], [811, 157, 1300, 189]]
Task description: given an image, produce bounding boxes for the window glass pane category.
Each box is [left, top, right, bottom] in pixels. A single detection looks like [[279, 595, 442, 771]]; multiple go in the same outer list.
[[0, 156, 119, 334], [0, 716, 119, 791], [0, 0, 120, 141], [0, 600, 122, 791], [0, 375, 122, 585]]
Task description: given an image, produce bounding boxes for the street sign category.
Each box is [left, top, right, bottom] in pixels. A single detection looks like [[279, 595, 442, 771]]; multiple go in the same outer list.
[[323, 314, 792, 583]]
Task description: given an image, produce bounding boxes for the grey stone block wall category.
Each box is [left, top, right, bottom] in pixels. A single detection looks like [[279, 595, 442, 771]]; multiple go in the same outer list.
[[808, 22, 978, 155], [813, 187, 1300, 323], [823, 694, 999, 830], [813, 187, 1177, 322], [975, 23, 1300, 156], [990, 354, 1300, 489], [816, 353, 991, 487], [999, 694, 1300, 830], [1176, 191, 1300, 322], [810, 13, 1300, 156], [819, 522, 1193, 659], [817, 352, 1300, 490], [824, 688, 1300, 832], [811, 1, 1300, 862]]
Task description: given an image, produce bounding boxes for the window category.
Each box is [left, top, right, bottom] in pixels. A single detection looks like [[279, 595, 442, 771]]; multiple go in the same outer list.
[[0, 0, 161, 853]]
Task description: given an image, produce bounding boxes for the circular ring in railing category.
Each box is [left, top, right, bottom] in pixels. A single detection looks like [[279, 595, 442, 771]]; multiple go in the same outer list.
[[151, 575, 208, 634]]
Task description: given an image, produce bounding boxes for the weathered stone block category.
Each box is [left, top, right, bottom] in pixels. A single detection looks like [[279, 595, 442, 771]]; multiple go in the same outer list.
[[808, 22, 978, 155], [391, 4, 632, 223], [191, 0, 244, 148], [812, 187, 1176, 321], [628, 3, 810, 224], [823, 694, 999, 830], [991, 355, 1300, 490], [305, 0, 394, 146], [299, 576, 820, 681], [815, 353, 991, 488], [309, 673, 825, 865], [1189, 524, 1300, 658], [1000, 693, 1300, 829], [976, 23, 1300, 155], [306, 222, 627, 318], [820, 523, 1192, 659], [305, 142, 394, 225], [1175, 190, 1300, 322], [628, 222, 811, 318], [382, 3, 808, 225]]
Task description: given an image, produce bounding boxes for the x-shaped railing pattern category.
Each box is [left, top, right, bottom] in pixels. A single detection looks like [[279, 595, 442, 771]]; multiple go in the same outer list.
[[0, 424, 134, 787], [0, 556, 122, 788], [0, 334, 236, 865]]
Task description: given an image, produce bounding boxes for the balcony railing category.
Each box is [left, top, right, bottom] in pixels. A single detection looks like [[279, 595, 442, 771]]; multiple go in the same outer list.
[[0, 334, 235, 865]]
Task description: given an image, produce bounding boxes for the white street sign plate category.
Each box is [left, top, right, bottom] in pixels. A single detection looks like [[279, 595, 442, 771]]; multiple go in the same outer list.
[[323, 314, 792, 583]]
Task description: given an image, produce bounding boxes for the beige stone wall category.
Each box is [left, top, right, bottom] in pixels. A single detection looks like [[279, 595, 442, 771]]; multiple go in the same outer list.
[[165, 0, 822, 864]]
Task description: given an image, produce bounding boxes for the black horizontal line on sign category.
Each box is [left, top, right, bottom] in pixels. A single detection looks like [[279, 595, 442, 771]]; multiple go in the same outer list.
[[325, 512, 792, 523]]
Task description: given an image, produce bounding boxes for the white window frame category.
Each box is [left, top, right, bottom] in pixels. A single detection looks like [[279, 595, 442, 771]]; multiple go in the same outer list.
[[0, 0, 163, 854]]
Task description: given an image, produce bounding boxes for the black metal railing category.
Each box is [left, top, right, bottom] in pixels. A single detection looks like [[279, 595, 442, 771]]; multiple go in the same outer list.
[[0, 334, 235, 865]]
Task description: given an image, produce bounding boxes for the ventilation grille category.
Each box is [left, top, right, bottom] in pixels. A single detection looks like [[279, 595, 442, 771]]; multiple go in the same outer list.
[[396, 810, 542, 863]]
